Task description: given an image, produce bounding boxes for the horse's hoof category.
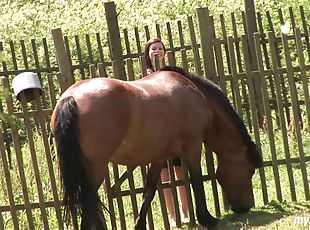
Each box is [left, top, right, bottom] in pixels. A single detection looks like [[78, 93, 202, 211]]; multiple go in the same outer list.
[[208, 217, 220, 229], [134, 218, 147, 230], [198, 216, 220, 229], [134, 225, 146, 230]]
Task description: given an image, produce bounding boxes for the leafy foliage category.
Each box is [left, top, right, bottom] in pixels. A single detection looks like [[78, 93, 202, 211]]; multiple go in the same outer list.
[[0, 87, 15, 123], [1, 0, 310, 43]]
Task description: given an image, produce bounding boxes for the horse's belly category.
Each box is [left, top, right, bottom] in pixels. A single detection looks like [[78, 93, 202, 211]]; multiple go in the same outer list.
[[110, 139, 137, 165], [110, 136, 177, 166]]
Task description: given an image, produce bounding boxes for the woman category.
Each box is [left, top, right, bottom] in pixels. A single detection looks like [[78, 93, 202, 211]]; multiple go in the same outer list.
[[143, 38, 189, 226]]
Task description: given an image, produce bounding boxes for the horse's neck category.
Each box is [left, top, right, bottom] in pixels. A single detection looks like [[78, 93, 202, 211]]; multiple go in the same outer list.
[[205, 109, 247, 163]]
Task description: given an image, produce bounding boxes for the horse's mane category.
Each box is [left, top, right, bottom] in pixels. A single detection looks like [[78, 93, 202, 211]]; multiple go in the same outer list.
[[160, 66, 262, 168]]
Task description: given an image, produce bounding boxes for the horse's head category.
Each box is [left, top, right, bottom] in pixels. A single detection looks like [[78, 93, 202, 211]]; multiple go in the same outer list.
[[216, 143, 262, 213]]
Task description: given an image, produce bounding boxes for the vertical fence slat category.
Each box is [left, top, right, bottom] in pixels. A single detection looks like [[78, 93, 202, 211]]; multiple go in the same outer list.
[[177, 21, 185, 48], [34, 89, 64, 228], [281, 33, 310, 200], [125, 58, 135, 81], [227, 37, 243, 116], [166, 22, 176, 66], [231, 13, 252, 129], [126, 167, 139, 222], [63, 36, 73, 66], [241, 35, 268, 205], [52, 28, 74, 89], [254, 33, 283, 202], [268, 32, 296, 202], [266, 10, 290, 123], [86, 34, 94, 64], [166, 160, 182, 228], [104, 164, 117, 229], [137, 166, 155, 230], [2, 66, 35, 229], [220, 14, 232, 74], [9, 41, 18, 70], [219, 13, 237, 111], [89, 64, 97, 78], [179, 159, 195, 225], [213, 39, 227, 91], [19, 92, 49, 229], [139, 56, 147, 78], [299, 6, 310, 62], [104, 2, 126, 80], [289, 7, 296, 30], [74, 35, 86, 80], [196, 7, 216, 81], [31, 39, 40, 72], [157, 178, 170, 230], [177, 21, 189, 71], [144, 25, 150, 42], [123, 29, 131, 55], [112, 164, 126, 230], [43, 38, 51, 68], [0, 98, 12, 169], [187, 16, 202, 75], [96, 33, 107, 65], [47, 73, 57, 111], [134, 27, 142, 55], [166, 51, 176, 67], [155, 24, 161, 40], [204, 148, 221, 216], [257, 12, 277, 120], [98, 63, 107, 78], [20, 40, 29, 69], [0, 124, 19, 229], [0, 211, 3, 230], [180, 49, 188, 71], [295, 28, 310, 130]]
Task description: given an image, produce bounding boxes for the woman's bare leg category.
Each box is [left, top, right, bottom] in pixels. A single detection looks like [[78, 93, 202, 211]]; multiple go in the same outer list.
[[161, 168, 176, 223], [175, 166, 189, 221]]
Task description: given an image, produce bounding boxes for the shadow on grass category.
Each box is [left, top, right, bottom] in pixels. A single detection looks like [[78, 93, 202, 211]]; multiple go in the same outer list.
[[179, 201, 309, 229], [217, 201, 309, 229], [215, 210, 285, 229]]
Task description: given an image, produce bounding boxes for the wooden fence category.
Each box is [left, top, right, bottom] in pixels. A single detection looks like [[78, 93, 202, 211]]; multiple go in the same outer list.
[[0, 2, 309, 229]]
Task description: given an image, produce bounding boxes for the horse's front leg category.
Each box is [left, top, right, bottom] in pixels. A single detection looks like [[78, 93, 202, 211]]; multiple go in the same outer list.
[[184, 142, 219, 229], [135, 162, 164, 230]]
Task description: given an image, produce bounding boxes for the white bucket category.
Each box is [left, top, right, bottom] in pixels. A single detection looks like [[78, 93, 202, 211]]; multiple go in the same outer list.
[[12, 72, 42, 101]]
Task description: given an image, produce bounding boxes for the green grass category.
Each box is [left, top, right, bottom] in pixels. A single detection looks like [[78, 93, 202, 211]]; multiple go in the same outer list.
[[172, 201, 310, 229]]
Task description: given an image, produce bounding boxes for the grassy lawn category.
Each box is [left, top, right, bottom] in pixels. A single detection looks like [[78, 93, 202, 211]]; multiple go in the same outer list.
[[170, 201, 310, 229]]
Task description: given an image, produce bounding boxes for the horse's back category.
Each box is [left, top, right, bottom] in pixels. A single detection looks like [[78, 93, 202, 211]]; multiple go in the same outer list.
[[52, 72, 211, 167]]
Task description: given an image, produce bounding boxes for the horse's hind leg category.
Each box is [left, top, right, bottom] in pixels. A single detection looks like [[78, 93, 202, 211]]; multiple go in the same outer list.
[[135, 162, 164, 230], [80, 163, 108, 230]]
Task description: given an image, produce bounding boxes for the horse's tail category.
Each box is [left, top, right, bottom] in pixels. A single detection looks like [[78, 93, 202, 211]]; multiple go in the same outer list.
[[54, 96, 107, 229]]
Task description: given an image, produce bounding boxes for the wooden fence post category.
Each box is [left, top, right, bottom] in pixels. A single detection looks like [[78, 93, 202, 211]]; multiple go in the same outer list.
[[51, 28, 74, 90], [244, 0, 264, 126], [197, 8, 223, 216], [196, 7, 217, 82], [104, 1, 126, 81]]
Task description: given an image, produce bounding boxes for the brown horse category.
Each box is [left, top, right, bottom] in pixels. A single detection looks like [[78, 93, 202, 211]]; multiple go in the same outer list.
[[51, 66, 262, 229]]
